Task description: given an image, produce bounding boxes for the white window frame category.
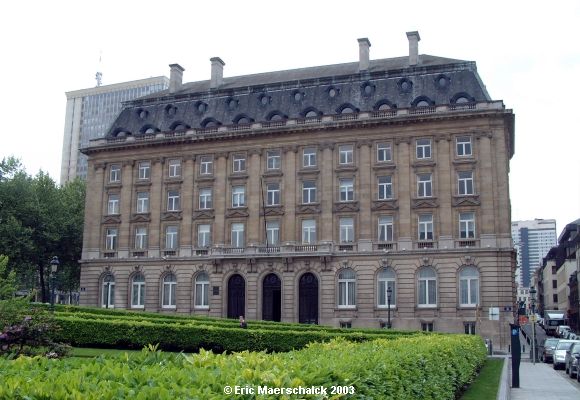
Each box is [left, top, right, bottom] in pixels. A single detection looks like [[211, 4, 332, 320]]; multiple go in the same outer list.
[[198, 224, 211, 248], [165, 225, 178, 249], [456, 136, 472, 157], [162, 273, 177, 309], [138, 161, 150, 180], [267, 150, 281, 170], [378, 215, 394, 242], [198, 188, 212, 209], [101, 274, 115, 308], [266, 183, 280, 206], [301, 219, 316, 244], [232, 186, 246, 208], [418, 267, 437, 307], [416, 139, 432, 159], [168, 159, 181, 178], [266, 220, 280, 245], [107, 194, 120, 215], [459, 212, 476, 238], [339, 145, 354, 165], [339, 178, 354, 202], [338, 268, 356, 308], [458, 171, 474, 195], [231, 223, 245, 248], [200, 156, 213, 175], [136, 192, 149, 213], [195, 272, 210, 309], [339, 217, 354, 243], [109, 164, 121, 183], [167, 190, 180, 211], [418, 214, 434, 240], [105, 228, 118, 250], [377, 143, 392, 162], [131, 274, 145, 309], [459, 266, 479, 307], [417, 173, 432, 198], [302, 181, 317, 204], [303, 147, 317, 167], [232, 154, 246, 173], [378, 176, 393, 200], [135, 227, 148, 249], [377, 268, 396, 308]]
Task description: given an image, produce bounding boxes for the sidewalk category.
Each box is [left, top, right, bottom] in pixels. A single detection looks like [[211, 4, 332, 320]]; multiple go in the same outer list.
[[510, 362, 580, 400]]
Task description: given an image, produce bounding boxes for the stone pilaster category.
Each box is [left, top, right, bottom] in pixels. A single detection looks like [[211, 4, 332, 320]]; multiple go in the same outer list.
[[283, 146, 297, 243], [396, 138, 412, 249], [214, 153, 228, 246], [436, 136, 453, 243], [357, 141, 372, 241], [118, 161, 134, 258], [149, 158, 163, 256], [248, 149, 261, 244], [180, 157, 194, 256], [320, 143, 334, 242]]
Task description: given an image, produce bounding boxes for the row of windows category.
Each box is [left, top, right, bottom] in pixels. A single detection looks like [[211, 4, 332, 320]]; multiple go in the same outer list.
[[106, 170, 475, 215], [104, 212, 477, 250], [106, 136, 474, 183], [100, 266, 480, 309]]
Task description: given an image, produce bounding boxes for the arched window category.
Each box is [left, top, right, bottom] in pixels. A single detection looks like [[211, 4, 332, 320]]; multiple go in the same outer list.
[[131, 273, 145, 308], [416, 100, 430, 107], [377, 268, 396, 307], [195, 272, 210, 309], [418, 267, 437, 307], [338, 268, 356, 308], [459, 266, 479, 306], [305, 110, 318, 118], [162, 273, 177, 309], [341, 107, 355, 114], [101, 273, 115, 308]]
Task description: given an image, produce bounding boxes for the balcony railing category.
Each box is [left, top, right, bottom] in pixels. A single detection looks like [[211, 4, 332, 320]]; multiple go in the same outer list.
[[416, 241, 435, 249], [163, 250, 177, 257], [337, 244, 356, 252], [375, 242, 396, 251], [103, 252, 116, 258], [257, 246, 281, 254], [132, 251, 147, 257], [294, 244, 318, 252], [456, 239, 478, 248]]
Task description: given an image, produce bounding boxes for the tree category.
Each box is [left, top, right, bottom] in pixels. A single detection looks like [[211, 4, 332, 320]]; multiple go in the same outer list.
[[0, 255, 16, 300]]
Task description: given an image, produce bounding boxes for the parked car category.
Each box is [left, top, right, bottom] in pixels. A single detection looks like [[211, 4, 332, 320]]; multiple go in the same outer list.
[[570, 333, 578, 340], [556, 325, 571, 338], [565, 342, 580, 378], [553, 340, 580, 370], [540, 338, 560, 363]]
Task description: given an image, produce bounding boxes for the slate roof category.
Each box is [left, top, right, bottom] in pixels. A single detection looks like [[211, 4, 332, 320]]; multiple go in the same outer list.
[[106, 54, 492, 138]]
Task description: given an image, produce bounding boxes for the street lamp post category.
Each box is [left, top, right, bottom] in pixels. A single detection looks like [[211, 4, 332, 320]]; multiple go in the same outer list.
[[530, 287, 537, 365], [387, 286, 392, 329], [49, 256, 59, 312]]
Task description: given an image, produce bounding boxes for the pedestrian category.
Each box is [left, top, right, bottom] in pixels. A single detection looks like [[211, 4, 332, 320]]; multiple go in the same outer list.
[[239, 315, 247, 329]]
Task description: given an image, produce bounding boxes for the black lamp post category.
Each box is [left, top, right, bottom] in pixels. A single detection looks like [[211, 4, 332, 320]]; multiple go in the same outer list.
[[530, 287, 537, 364], [387, 286, 392, 329], [104, 274, 113, 309], [49, 256, 59, 312]]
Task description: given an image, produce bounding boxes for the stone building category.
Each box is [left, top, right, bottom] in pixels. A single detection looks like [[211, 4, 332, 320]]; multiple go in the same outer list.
[[79, 32, 516, 348]]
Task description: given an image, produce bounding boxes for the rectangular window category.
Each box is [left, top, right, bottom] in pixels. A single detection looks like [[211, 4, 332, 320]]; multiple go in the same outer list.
[[198, 188, 213, 209], [340, 322, 352, 329], [105, 228, 118, 250], [195, 275, 209, 308], [231, 223, 245, 248], [456, 136, 472, 157], [165, 226, 178, 249], [198, 224, 211, 248], [303, 147, 317, 167], [135, 227, 148, 249], [232, 186, 246, 208], [417, 173, 432, 197], [109, 164, 121, 183], [266, 221, 280, 245], [339, 178, 354, 202], [378, 216, 394, 242], [138, 161, 150, 180], [167, 190, 180, 211], [378, 176, 393, 200], [200, 156, 213, 175], [267, 150, 281, 170], [422, 322, 434, 332], [107, 194, 120, 215], [168, 159, 181, 177], [266, 183, 280, 206], [418, 214, 434, 240], [464, 322, 476, 335], [302, 181, 317, 204], [340, 217, 354, 243], [377, 143, 392, 162], [416, 139, 432, 159], [136, 192, 149, 213], [302, 219, 317, 244], [232, 154, 246, 173], [552, 279, 557, 289], [458, 171, 474, 195], [339, 145, 354, 165], [553, 294, 558, 303], [459, 212, 475, 238]]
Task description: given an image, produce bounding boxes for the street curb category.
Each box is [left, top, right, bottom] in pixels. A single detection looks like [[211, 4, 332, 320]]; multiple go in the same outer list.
[[496, 355, 510, 400]]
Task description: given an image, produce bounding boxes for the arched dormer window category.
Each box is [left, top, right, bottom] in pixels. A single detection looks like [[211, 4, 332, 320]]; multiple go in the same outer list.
[[451, 92, 476, 104], [140, 125, 159, 134], [194, 101, 208, 114], [373, 100, 396, 111], [200, 118, 221, 129], [233, 114, 254, 125], [266, 111, 287, 122], [301, 107, 321, 119], [170, 121, 190, 132], [336, 103, 359, 114], [111, 128, 132, 138], [411, 96, 435, 108]]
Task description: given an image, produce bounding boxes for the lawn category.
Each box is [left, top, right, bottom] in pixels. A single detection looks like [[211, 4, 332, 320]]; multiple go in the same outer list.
[[70, 347, 142, 358], [460, 358, 504, 400]]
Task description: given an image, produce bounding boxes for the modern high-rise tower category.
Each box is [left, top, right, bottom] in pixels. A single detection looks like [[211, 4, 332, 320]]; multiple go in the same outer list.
[[60, 77, 169, 184], [511, 219, 557, 287]]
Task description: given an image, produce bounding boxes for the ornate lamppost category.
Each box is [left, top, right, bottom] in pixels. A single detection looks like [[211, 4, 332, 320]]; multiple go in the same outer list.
[[530, 286, 537, 364], [49, 256, 59, 312], [387, 286, 393, 329]]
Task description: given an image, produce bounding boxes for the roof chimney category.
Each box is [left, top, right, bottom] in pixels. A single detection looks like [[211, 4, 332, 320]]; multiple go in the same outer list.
[[210, 57, 225, 89], [406, 31, 421, 66], [358, 38, 371, 72], [169, 64, 185, 93]]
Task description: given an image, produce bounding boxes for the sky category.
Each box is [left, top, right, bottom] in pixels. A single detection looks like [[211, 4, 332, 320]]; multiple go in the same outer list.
[[1, 0, 579, 235]]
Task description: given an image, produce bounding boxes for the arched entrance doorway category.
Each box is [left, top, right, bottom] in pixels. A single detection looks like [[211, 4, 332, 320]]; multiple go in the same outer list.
[[262, 273, 281, 321], [299, 272, 318, 324], [227, 274, 245, 319]]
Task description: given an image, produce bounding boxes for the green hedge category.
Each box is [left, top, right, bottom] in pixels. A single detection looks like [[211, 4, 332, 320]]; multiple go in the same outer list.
[[0, 335, 487, 399]]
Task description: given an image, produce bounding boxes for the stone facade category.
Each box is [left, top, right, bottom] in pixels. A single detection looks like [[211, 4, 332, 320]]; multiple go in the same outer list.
[[80, 33, 516, 349]]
